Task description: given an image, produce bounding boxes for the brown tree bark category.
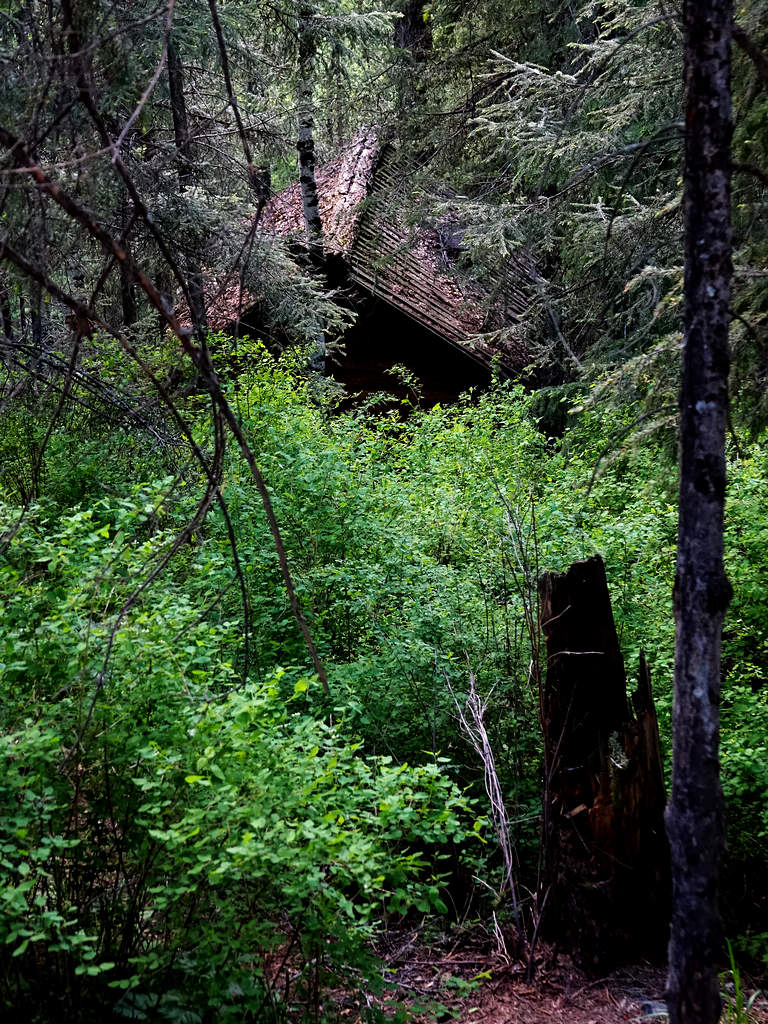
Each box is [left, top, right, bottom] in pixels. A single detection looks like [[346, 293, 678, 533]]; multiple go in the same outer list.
[[393, 1, 432, 114], [538, 555, 669, 973], [30, 279, 43, 348], [167, 31, 193, 187], [394, 0, 432, 53], [119, 196, 137, 329], [296, 2, 325, 374], [166, 30, 207, 332], [665, 1, 734, 1022]]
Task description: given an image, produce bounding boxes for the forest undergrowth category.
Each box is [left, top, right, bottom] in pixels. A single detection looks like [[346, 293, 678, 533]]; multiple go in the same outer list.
[[1, 0, 768, 1017], [2, 347, 767, 1022]]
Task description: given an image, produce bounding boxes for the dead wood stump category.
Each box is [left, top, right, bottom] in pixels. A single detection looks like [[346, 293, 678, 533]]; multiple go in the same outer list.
[[538, 554, 669, 972]]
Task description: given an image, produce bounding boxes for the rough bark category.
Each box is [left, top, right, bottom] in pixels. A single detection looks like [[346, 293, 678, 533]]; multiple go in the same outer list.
[[297, 5, 323, 251], [665, 2, 733, 1022], [119, 245, 137, 329], [393, 0, 432, 113], [296, 2, 325, 373], [30, 280, 43, 348], [119, 197, 137, 329], [539, 555, 669, 973], [394, 0, 432, 53]]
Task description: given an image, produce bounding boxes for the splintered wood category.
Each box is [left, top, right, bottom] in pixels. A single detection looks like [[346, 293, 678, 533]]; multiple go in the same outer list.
[[538, 554, 669, 972]]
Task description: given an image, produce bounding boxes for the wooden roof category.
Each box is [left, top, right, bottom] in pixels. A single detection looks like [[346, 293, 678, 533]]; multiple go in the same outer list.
[[178, 272, 255, 334], [180, 130, 379, 334], [262, 126, 380, 256], [196, 129, 532, 369], [344, 145, 530, 368]]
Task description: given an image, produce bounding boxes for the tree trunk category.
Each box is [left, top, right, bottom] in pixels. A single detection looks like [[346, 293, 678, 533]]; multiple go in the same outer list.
[[0, 274, 13, 340], [119, 244, 137, 328], [167, 30, 207, 332], [168, 31, 192, 186], [30, 280, 43, 348], [394, 0, 432, 54], [538, 555, 669, 972], [297, 4, 323, 251], [119, 196, 137, 328], [296, 2, 326, 375], [393, 1, 432, 113], [665, 1, 733, 1021]]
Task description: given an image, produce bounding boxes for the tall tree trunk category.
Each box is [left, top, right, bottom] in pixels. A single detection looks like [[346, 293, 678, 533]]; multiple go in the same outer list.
[[167, 30, 207, 331], [394, 0, 432, 54], [0, 274, 14, 340], [665, 2, 734, 1022], [167, 31, 192, 186], [297, 4, 323, 251], [119, 243, 138, 328], [30, 280, 43, 348], [394, 1, 432, 113], [296, 2, 326, 374], [18, 290, 27, 337], [119, 197, 137, 328]]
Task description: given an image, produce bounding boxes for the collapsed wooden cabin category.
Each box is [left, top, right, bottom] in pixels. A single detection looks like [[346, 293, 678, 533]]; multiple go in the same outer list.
[[202, 128, 534, 401]]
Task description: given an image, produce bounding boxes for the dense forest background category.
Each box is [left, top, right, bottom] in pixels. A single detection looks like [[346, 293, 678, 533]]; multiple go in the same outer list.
[[1, 0, 767, 1020]]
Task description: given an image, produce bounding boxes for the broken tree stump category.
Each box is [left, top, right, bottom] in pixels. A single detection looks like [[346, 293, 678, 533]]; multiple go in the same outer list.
[[538, 554, 669, 971]]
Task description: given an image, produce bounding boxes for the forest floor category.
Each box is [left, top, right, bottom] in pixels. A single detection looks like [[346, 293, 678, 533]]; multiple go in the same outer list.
[[368, 927, 768, 1024]]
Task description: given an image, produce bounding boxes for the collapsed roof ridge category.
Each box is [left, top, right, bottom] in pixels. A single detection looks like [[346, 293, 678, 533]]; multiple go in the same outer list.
[[261, 124, 384, 255]]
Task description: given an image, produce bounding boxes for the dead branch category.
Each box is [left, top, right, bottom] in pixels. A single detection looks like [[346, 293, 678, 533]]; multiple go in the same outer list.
[[446, 671, 523, 935], [0, 128, 329, 694]]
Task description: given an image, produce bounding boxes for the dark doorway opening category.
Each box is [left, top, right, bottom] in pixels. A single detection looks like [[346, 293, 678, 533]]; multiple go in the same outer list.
[[330, 293, 490, 406]]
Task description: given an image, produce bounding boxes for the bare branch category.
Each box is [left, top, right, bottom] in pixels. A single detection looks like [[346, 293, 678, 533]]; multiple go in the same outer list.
[[446, 670, 524, 935], [733, 22, 768, 89], [0, 141, 328, 693]]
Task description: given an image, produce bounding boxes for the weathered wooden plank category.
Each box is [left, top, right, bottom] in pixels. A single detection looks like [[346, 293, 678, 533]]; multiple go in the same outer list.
[[259, 130, 533, 371]]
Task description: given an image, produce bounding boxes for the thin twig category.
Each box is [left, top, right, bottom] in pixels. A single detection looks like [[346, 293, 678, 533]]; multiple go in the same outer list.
[[0, 149, 326, 692]]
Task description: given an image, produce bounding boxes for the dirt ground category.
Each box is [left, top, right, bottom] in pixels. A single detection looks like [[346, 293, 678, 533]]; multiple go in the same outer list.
[[373, 928, 768, 1024]]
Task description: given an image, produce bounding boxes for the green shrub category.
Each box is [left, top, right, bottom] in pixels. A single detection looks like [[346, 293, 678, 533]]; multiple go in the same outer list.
[[3, 352, 768, 1014]]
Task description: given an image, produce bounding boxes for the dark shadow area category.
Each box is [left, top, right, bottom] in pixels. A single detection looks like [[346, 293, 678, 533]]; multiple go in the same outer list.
[[330, 292, 491, 406]]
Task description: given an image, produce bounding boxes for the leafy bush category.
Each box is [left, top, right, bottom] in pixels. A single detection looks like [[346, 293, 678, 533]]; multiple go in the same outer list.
[[3, 353, 768, 1017], [0, 489, 473, 1021]]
